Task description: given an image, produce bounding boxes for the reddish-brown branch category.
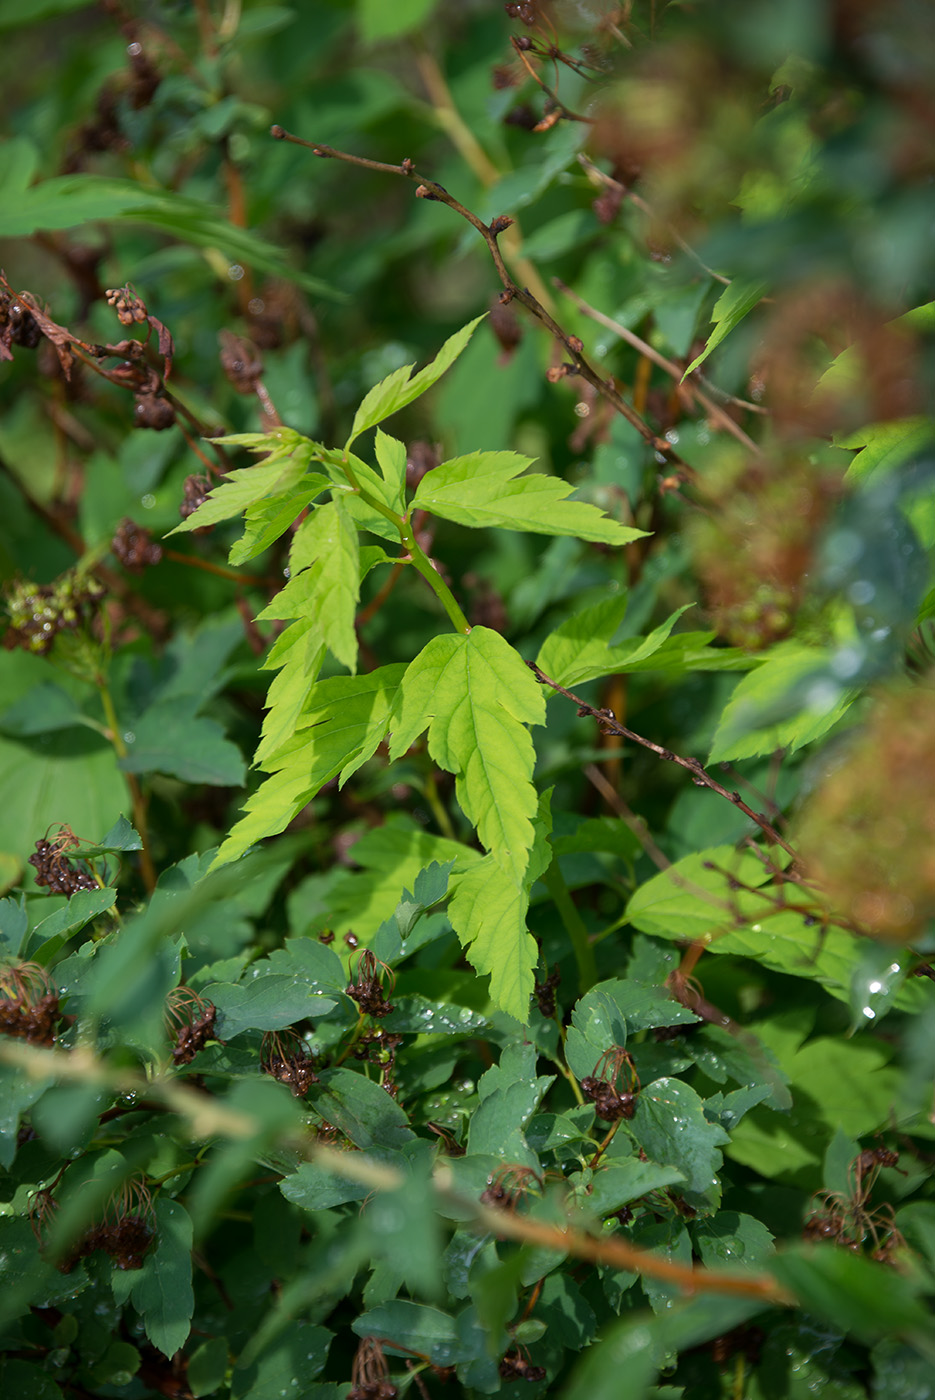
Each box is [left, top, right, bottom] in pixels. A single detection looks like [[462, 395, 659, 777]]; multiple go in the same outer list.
[[269, 127, 679, 461], [530, 662, 798, 859]]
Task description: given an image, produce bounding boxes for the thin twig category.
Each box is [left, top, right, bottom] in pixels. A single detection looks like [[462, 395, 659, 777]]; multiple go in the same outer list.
[[553, 278, 763, 455], [270, 128, 679, 462], [530, 662, 798, 859]]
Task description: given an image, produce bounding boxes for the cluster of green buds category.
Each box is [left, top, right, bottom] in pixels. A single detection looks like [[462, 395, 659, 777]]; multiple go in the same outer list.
[[3, 572, 105, 655]]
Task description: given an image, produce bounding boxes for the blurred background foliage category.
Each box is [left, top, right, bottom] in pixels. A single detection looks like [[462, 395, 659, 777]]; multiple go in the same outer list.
[[1, 1, 935, 1397]]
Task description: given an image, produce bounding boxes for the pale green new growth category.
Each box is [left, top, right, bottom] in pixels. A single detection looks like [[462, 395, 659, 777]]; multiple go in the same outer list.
[[199, 314, 656, 1019], [412, 451, 648, 543]]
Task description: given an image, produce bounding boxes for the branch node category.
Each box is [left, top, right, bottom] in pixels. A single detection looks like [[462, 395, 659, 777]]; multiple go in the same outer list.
[[489, 214, 515, 236]]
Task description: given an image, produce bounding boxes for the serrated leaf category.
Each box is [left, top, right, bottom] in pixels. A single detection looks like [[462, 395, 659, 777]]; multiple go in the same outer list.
[[203, 976, 335, 1038], [168, 444, 314, 535], [228, 479, 328, 565], [630, 1078, 729, 1208], [536, 598, 693, 687], [683, 279, 767, 377], [374, 428, 407, 513], [346, 316, 485, 448], [574, 1158, 687, 1217], [708, 643, 855, 763], [260, 500, 360, 671], [128, 1199, 194, 1358], [314, 1067, 414, 1150], [213, 666, 405, 868], [26, 886, 117, 962], [255, 618, 327, 765], [412, 451, 647, 543], [389, 627, 545, 879], [351, 1300, 459, 1364], [447, 855, 537, 1022]]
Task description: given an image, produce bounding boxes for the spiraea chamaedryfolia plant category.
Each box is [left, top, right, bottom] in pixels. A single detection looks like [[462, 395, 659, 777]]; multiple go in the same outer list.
[[172, 315, 656, 1020]]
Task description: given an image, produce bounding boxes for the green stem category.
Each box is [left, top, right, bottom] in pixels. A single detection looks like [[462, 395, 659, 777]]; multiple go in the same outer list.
[[399, 518, 471, 634], [543, 861, 597, 995]]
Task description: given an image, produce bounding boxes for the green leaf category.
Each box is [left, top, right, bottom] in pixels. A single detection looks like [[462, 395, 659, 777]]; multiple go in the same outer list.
[[0, 895, 28, 959], [347, 316, 485, 448], [128, 1198, 194, 1358], [168, 440, 314, 535], [230, 1323, 332, 1400], [0, 681, 88, 737], [564, 979, 699, 1081], [228, 479, 329, 565], [573, 1158, 687, 1216], [254, 618, 327, 765], [390, 627, 545, 879], [351, 1300, 459, 1364], [837, 416, 934, 482], [0, 174, 339, 297], [683, 279, 767, 377], [314, 1067, 414, 1150], [692, 1210, 774, 1268], [537, 599, 693, 687], [120, 699, 245, 786], [260, 501, 360, 672], [447, 854, 537, 1021], [467, 1041, 553, 1162], [27, 886, 117, 961], [374, 429, 407, 514], [769, 1245, 931, 1338], [708, 642, 855, 763], [214, 664, 407, 869], [412, 451, 647, 543], [630, 1078, 730, 1208], [204, 976, 335, 1038], [188, 1337, 229, 1398], [564, 1317, 658, 1400], [73, 814, 143, 856], [357, 0, 436, 43], [626, 846, 771, 943]]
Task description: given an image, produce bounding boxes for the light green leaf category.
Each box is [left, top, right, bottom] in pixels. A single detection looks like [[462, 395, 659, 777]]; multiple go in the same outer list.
[[683, 279, 767, 377], [254, 619, 327, 766], [347, 316, 485, 448], [836, 416, 933, 482], [708, 643, 855, 763], [390, 627, 545, 880], [168, 441, 315, 535], [357, 0, 436, 43], [228, 479, 328, 565], [0, 174, 338, 297], [626, 845, 771, 943], [260, 501, 360, 672], [0, 136, 38, 197], [294, 665, 408, 785], [447, 854, 537, 1022], [412, 451, 647, 543], [213, 666, 405, 868], [374, 428, 407, 513], [537, 599, 693, 687]]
